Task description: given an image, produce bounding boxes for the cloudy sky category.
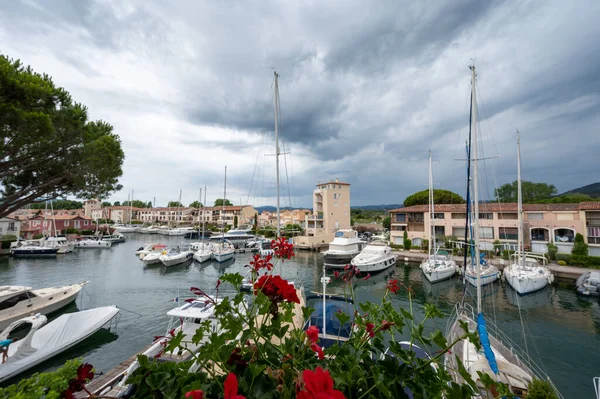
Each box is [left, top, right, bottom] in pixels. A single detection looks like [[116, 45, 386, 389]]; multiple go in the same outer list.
[[2, 0, 599, 208]]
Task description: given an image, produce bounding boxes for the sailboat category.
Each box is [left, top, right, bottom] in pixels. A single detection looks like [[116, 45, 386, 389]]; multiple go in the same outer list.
[[194, 186, 213, 263], [211, 166, 235, 263], [503, 132, 554, 295], [420, 151, 458, 282], [445, 65, 561, 397]]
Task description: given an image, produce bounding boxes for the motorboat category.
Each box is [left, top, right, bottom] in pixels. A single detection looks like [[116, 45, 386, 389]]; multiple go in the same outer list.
[[135, 243, 167, 258], [142, 250, 163, 266], [0, 306, 120, 383], [160, 247, 194, 267], [114, 224, 140, 233], [421, 252, 458, 283], [576, 271, 600, 296], [504, 253, 554, 295], [101, 233, 126, 244], [139, 226, 160, 234], [96, 296, 243, 397], [209, 228, 255, 248], [0, 282, 88, 331], [211, 241, 235, 263], [420, 151, 458, 283], [350, 240, 397, 273], [259, 239, 274, 257], [322, 230, 366, 269], [167, 227, 192, 236], [41, 237, 75, 254], [10, 241, 58, 258], [75, 237, 112, 248]]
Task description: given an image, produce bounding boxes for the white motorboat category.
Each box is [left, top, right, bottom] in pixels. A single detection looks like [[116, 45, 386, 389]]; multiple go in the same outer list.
[[42, 236, 75, 254], [350, 240, 397, 273], [160, 247, 194, 267], [503, 134, 554, 295], [209, 228, 255, 248], [211, 242, 235, 263], [75, 237, 112, 248], [322, 230, 366, 269], [142, 250, 164, 265], [101, 233, 126, 243], [167, 227, 191, 236], [0, 282, 88, 331], [0, 306, 120, 383], [10, 241, 58, 257], [420, 151, 458, 283], [114, 224, 140, 233], [135, 243, 167, 258]]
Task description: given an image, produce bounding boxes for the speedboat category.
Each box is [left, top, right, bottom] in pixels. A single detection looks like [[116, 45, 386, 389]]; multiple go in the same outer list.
[[322, 230, 366, 269], [101, 233, 126, 244], [0, 306, 120, 383], [114, 225, 140, 233], [209, 228, 255, 248], [142, 251, 163, 266], [160, 247, 194, 267], [350, 240, 397, 273], [504, 253, 554, 295], [10, 241, 58, 258], [259, 240, 274, 257], [211, 241, 235, 263], [135, 243, 167, 258], [40, 237, 75, 254], [0, 282, 88, 331], [421, 251, 458, 283], [75, 237, 112, 248]]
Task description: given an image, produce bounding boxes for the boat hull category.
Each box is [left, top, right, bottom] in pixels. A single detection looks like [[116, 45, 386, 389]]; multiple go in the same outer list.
[[76, 240, 112, 248], [351, 255, 397, 273], [421, 262, 457, 283], [465, 265, 500, 286], [504, 265, 553, 295], [323, 251, 360, 269], [212, 251, 234, 263], [160, 252, 193, 267], [193, 251, 212, 263], [10, 248, 58, 257]]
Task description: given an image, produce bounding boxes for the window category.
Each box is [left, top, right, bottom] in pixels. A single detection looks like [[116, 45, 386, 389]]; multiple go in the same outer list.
[[588, 227, 600, 244], [554, 228, 574, 243], [408, 213, 424, 222], [338, 185, 341, 189], [392, 225, 406, 231], [395, 214, 406, 223], [499, 227, 518, 240], [84, 221, 89, 226], [334, 202, 338, 207], [333, 193, 337, 199], [64, 221, 70, 227], [452, 227, 466, 238], [74, 220, 81, 228], [497, 213, 518, 220], [480, 227, 494, 239], [452, 213, 466, 219], [433, 213, 444, 220], [527, 213, 543, 220], [556, 213, 574, 221], [434, 226, 445, 236], [479, 213, 493, 220], [8, 222, 15, 231]]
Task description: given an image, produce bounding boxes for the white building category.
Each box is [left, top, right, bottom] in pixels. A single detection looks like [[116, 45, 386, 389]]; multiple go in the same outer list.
[[0, 217, 20, 238]]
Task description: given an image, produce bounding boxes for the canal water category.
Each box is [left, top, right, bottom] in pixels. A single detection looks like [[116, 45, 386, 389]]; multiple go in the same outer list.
[[0, 234, 598, 397]]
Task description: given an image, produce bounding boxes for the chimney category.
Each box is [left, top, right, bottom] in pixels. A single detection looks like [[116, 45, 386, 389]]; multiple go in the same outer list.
[[335, 178, 339, 182]]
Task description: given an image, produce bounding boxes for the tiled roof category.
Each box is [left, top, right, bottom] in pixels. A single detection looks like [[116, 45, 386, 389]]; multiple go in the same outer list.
[[390, 202, 598, 213], [30, 215, 93, 220]]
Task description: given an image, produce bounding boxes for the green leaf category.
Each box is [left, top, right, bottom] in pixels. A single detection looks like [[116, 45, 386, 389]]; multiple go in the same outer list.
[[145, 372, 171, 390], [249, 363, 267, 378]]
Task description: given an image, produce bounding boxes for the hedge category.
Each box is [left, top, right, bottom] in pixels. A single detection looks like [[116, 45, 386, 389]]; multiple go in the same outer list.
[[569, 255, 600, 269], [555, 253, 571, 263]]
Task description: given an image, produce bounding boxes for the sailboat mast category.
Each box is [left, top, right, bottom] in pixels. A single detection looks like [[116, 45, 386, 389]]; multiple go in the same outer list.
[[470, 65, 482, 314], [463, 86, 474, 276], [50, 200, 57, 237], [222, 166, 227, 247], [428, 151, 436, 256], [202, 185, 207, 243], [130, 189, 134, 224], [274, 71, 281, 238], [197, 188, 202, 238], [517, 130, 524, 267]]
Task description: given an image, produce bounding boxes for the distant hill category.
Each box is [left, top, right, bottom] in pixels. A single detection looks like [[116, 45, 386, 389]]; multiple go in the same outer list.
[[562, 182, 600, 198], [351, 204, 403, 211]]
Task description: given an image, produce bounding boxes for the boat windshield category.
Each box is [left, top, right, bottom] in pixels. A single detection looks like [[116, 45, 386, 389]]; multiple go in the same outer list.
[[0, 292, 35, 311]]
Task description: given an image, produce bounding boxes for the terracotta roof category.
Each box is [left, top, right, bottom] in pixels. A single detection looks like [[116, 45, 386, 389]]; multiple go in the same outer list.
[[30, 215, 93, 220], [107, 206, 143, 211], [138, 207, 193, 212], [390, 202, 595, 213]]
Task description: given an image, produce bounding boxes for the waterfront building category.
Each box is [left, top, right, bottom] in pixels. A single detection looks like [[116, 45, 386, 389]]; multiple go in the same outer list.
[[83, 199, 101, 217], [295, 179, 351, 248], [258, 209, 311, 229], [20, 215, 96, 238], [0, 217, 20, 238], [389, 201, 600, 255], [206, 205, 256, 226], [135, 205, 255, 226]]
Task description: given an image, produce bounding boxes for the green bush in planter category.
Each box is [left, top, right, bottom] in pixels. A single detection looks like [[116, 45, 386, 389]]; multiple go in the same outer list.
[[403, 230, 411, 250], [555, 253, 571, 264], [547, 243, 558, 260], [571, 233, 588, 256]]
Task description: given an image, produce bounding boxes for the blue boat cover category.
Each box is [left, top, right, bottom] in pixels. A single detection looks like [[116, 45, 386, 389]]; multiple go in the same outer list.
[[477, 313, 499, 375], [309, 301, 353, 341]]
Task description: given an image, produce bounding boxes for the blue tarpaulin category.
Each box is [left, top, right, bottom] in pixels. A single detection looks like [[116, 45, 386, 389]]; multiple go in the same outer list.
[[477, 313, 499, 375]]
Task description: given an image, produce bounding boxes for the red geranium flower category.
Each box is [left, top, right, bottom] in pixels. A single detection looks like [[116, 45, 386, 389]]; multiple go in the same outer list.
[[272, 237, 295, 260], [63, 363, 95, 397], [306, 325, 319, 344], [361, 273, 371, 281], [249, 254, 273, 272], [224, 372, 246, 399], [227, 348, 248, 371], [77, 363, 94, 381], [333, 270, 340, 279], [386, 279, 400, 294], [378, 320, 395, 332], [185, 390, 204, 399], [310, 343, 325, 360], [365, 322, 375, 338], [297, 367, 346, 399]]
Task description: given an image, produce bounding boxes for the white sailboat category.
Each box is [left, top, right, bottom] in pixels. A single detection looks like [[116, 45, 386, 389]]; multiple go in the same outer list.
[[445, 65, 560, 398], [212, 166, 235, 263], [420, 151, 458, 283], [194, 186, 213, 263], [503, 131, 554, 295]]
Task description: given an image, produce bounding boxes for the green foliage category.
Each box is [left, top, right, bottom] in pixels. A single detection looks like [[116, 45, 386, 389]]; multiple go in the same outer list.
[[0, 358, 81, 399], [1, 235, 17, 249], [113, 201, 121, 206], [557, 260, 567, 266], [33, 234, 44, 239], [101, 201, 112, 207], [569, 255, 600, 269], [97, 218, 114, 224], [252, 212, 258, 233], [403, 189, 465, 207], [167, 201, 183, 208], [28, 199, 83, 210], [233, 215, 238, 228], [555, 253, 571, 263], [527, 379, 559, 399], [0, 54, 124, 218], [403, 230, 411, 250], [494, 180, 557, 203], [571, 233, 589, 256], [536, 194, 596, 203], [214, 198, 233, 207], [122, 200, 150, 208], [79, 229, 94, 235], [189, 201, 203, 208], [65, 228, 80, 234], [282, 223, 303, 237], [382, 216, 391, 230], [502, 249, 515, 260], [351, 208, 386, 223], [421, 238, 429, 251], [547, 243, 558, 261]]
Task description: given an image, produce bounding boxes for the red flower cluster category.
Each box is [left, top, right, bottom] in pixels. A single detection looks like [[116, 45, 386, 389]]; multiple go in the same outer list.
[[254, 274, 300, 317], [333, 265, 369, 284], [364, 320, 395, 339], [249, 254, 273, 272], [366, 322, 375, 338], [185, 373, 245, 399], [272, 237, 295, 260], [297, 367, 346, 399], [306, 325, 324, 360], [227, 347, 248, 371], [386, 279, 400, 294], [185, 390, 204, 399], [62, 363, 94, 399]]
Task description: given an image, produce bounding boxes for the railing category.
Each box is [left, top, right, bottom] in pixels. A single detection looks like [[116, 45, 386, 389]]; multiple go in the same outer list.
[[594, 376, 599, 399]]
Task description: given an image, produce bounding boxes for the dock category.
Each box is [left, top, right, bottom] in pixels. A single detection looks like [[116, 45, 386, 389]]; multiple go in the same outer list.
[[392, 250, 588, 282]]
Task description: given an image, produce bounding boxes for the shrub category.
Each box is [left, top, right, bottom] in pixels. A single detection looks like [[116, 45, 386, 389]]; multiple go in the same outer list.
[[65, 228, 80, 234], [555, 253, 571, 264], [547, 243, 558, 261], [557, 260, 566, 266], [33, 233, 44, 239], [571, 233, 588, 256], [569, 255, 600, 269], [527, 379, 559, 399], [502, 249, 515, 261], [421, 239, 429, 251], [79, 230, 95, 235], [403, 230, 411, 251], [390, 243, 403, 250]]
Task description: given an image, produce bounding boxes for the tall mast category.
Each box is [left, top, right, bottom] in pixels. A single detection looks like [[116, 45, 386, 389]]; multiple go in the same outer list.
[[517, 129, 524, 267], [177, 189, 182, 226], [202, 185, 207, 244], [428, 150, 436, 256], [197, 188, 202, 239], [126, 192, 131, 225], [463, 85, 474, 276], [130, 189, 134, 224], [50, 200, 57, 237], [470, 65, 482, 314], [43, 200, 48, 236], [222, 166, 227, 248], [274, 71, 281, 238]]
